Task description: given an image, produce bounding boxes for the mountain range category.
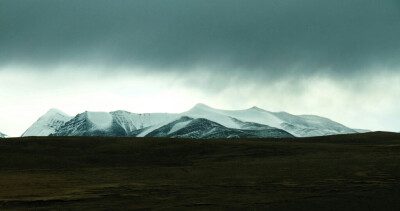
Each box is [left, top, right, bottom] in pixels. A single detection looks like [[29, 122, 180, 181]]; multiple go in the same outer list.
[[0, 132, 7, 138], [20, 103, 358, 138]]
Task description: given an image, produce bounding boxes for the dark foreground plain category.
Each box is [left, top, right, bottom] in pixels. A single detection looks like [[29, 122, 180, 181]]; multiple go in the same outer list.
[[1, 132, 400, 210]]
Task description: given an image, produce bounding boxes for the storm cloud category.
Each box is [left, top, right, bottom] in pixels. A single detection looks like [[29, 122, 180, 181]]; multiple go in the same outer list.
[[1, 0, 400, 78], [1, 0, 400, 136]]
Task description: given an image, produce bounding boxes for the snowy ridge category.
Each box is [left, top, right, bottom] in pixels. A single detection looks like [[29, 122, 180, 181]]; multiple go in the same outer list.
[[22, 109, 73, 137], [111, 110, 179, 133], [0, 132, 7, 138], [23, 104, 358, 138], [169, 120, 192, 134], [273, 112, 356, 137], [183, 104, 283, 129]]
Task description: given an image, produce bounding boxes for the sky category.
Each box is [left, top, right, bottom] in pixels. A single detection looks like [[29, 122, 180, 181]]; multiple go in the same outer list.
[[1, 0, 400, 136]]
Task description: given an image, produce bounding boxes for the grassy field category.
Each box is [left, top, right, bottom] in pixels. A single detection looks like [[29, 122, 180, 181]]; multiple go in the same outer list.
[[1, 132, 400, 210]]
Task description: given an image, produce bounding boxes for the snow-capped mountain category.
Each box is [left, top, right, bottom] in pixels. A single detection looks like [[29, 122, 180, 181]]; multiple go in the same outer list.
[[0, 132, 7, 138], [51, 113, 294, 138], [273, 112, 356, 137], [144, 116, 294, 139], [24, 103, 357, 138], [52, 111, 179, 137], [181, 104, 356, 137], [21, 109, 73, 137]]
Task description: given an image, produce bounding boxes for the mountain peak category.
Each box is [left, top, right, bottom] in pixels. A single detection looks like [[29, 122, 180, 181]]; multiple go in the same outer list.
[[192, 103, 212, 110], [21, 109, 73, 137], [45, 108, 70, 117], [248, 106, 265, 112]]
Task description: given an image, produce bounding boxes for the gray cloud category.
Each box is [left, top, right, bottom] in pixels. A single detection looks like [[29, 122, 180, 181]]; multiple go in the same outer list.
[[1, 0, 400, 80], [2, 0, 400, 136]]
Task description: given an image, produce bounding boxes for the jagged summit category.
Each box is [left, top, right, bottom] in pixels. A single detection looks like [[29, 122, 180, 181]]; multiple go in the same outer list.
[[21, 109, 73, 137]]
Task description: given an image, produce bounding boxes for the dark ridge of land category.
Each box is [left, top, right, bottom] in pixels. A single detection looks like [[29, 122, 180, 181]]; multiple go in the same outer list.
[[1, 132, 400, 210]]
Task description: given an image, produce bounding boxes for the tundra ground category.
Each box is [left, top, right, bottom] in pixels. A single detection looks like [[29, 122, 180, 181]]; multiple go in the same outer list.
[[1, 132, 400, 210]]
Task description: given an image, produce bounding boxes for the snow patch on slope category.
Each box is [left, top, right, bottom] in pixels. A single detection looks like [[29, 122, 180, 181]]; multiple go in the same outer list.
[[168, 120, 192, 134], [136, 115, 185, 137], [136, 123, 164, 137], [87, 112, 113, 129]]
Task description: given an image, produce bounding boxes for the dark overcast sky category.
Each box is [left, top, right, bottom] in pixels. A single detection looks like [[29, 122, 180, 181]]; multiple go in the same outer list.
[[0, 0, 400, 136], [2, 0, 400, 78]]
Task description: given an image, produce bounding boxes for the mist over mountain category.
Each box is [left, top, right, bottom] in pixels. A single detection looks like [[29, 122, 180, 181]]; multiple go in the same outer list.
[[22, 103, 358, 139]]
